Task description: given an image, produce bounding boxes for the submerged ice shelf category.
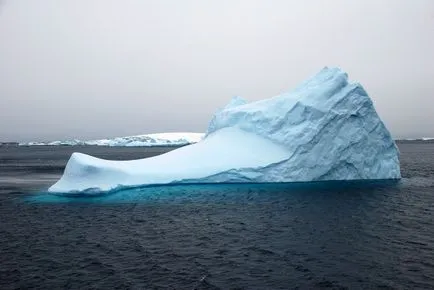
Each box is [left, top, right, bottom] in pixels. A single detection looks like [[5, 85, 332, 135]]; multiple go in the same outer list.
[[49, 67, 401, 193]]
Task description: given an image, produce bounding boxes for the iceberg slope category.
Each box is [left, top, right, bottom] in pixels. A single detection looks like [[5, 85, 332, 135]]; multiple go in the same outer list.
[[49, 67, 400, 193], [48, 127, 289, 192]]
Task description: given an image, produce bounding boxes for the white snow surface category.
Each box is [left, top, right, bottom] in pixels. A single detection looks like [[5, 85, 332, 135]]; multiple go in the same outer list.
[[49, 67, 401, 193], [20, 132, 204, 147], [49, 127, 288, 193]]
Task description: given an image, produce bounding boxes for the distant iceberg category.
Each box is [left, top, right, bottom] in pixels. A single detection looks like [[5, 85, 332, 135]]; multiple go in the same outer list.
[[49, 67, 401, 193], [395, 137, 434, 142], [19, 132, 204, 147]]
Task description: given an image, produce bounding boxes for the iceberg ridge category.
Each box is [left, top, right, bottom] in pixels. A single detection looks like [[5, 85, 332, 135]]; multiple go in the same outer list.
[[49, 67, 401, 193]]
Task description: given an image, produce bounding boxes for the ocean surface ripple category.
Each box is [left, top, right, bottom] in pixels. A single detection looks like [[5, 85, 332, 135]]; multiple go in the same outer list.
[[0, 144, 433, 289]]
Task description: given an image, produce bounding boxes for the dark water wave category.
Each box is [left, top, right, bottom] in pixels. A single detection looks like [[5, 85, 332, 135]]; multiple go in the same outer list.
[[1, 144, 434, 289]]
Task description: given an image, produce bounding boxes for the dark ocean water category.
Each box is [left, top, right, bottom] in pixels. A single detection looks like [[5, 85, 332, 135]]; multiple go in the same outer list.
[[0, 144, 433, 289]]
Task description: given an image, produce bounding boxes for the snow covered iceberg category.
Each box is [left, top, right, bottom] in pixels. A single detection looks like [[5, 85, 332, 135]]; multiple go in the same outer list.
[[48, 67, 401, 193]]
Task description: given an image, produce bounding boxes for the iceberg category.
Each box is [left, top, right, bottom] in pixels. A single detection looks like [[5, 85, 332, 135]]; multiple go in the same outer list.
[[19, 132, 204, 147], [20, 140, 85, 146], [49, 67, 401, 193], [84, 132, 204, 147]]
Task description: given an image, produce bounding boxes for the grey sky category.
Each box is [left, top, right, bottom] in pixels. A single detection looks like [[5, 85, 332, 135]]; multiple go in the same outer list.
[[1, 0, 433, 141]]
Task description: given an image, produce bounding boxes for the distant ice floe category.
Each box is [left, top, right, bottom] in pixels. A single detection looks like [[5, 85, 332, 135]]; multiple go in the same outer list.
[[19, 133, 204, 147], [395, 137, 434, 141]]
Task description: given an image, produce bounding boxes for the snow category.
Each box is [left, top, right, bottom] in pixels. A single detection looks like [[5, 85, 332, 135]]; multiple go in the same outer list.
[[19, 133, 204, 147], [49, 67, 401, 194]]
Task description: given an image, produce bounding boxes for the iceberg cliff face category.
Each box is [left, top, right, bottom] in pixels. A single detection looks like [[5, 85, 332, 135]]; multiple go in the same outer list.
[[49, 67, 400, 193]]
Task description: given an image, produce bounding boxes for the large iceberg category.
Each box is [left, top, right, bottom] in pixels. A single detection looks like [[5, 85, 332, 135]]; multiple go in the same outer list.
[[49, 67, 401, 193]]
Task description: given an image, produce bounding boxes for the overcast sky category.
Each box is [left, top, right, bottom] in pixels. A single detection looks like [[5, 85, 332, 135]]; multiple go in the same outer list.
[[1, 0, 433, 141]]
